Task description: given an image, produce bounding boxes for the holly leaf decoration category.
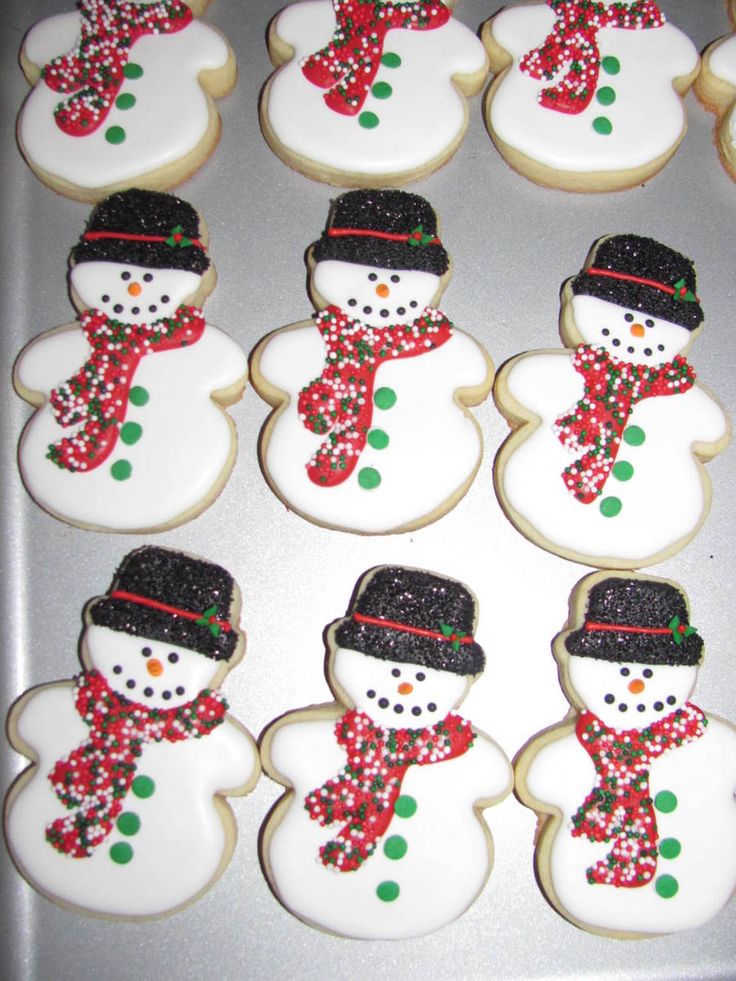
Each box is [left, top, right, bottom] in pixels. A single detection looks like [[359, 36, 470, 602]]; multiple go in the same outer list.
[[197, 605, 221, 637], [439, 621, 466, 650], [407, 224, 434, 247], [166, 224, 193, 248], [673, 278, 697, 303], [668, 614, 696, 645]]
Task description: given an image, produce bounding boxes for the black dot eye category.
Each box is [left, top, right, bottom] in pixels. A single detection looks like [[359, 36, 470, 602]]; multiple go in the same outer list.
[[643, 668, 653, 679], [143, 273, 153, 283], [391, 274, 400, 283], [142, 647, 152, 658], [604, 693, 615, 704], [625, 313, 634, 322], [415, 672, 425, 682], [368, 273, 377, 282], [620, 667, 630, 677], [366, 689, 376, 699], [427, 702, 437, 712], [645, 319, 654, 328], [144, 687, 154, 698], [121, 271, 131, 281], [168, 652, 179, 664], [391, 668, 401, 678]]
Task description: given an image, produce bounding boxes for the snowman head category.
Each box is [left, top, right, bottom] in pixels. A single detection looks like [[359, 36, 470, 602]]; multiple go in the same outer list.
[[310, 189, 449, 328], [560, 574, 703, 730], [566, 234, 704, 365], [330, 566, 484, 727], [69, 189, 211, 323], [85, 546, 242, 708]]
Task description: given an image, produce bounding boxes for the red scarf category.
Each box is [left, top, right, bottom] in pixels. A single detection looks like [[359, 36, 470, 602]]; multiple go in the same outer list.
[[48, 305, 205, 473], [43, 0, 193, 137], [46, 669, 227, 858], [299, 305, 453, 487], [554, 344, 695, 504], [306, 709, 474, 870], [520, 0, 665, 114], [572, 703, 706, 887], [301, 0, 450, 116]]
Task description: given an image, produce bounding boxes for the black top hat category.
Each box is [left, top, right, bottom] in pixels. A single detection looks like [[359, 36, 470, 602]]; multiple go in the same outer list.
[[89, 547, 239, 661], [570, 234, 703, 331], [564, 577, 703, 667], [312, 189, 450, 276], [71, 189, 210, 275], [334, 566, 484, 675]]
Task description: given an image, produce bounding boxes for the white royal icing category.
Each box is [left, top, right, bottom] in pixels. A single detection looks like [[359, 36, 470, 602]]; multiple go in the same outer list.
[[264, 646, 512, 939], [19, 10, 230, 191], [495, 295, 728, 567], [486, 3, 698, 178], [6, 626, 258, 919], [707, 34, 736, 153], [263, 0, 487, 180], [16, 261, 247, 531]]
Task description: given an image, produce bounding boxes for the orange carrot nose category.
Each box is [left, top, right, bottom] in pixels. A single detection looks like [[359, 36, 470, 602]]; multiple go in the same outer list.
[[398, 682, 413, 695], [147, 658, 163, 677], [128, 282, 142, 297], [628, 679, 645, 694], [630, 323, 645, 338], [375, 283, 390, 298]]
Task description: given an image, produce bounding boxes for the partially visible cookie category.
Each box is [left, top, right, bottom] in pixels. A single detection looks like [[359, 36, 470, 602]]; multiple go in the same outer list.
[[17, 0, 236, 201], [695, 25, 736, 181], [259, 0, 488, 186], [481, 1, 699, 191]]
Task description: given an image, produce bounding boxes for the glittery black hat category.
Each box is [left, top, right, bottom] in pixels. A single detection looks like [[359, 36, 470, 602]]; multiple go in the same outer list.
[[71, 189, 210, 274], [89, 547, 239, 661], [312, 190, 450, 276], [334, 566, 484, 675], [565, 577, 703, 666], [570, 234, 703, 331]]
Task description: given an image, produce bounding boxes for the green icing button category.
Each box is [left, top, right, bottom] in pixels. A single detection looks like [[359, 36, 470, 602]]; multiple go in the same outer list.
[[105, 126, 126, 145], [374, 387, 397, 410], [376, 880, 400, 902], [358, 467, 381, 489], [596, 86, 616, 106], [659, 838, 681, 860], [115, 93, 136, 110], [372, 82, 393, 100], [381, 52, 402, 69], [359, 111, 379, 129], [602, 56, 620, 75], [612, 460, 633, 481], [383, 835, 408, 860], [599, 496, 622, 518], [624, 425, 646, 446], [120, 421, 142, 445], [129, 386, 150, 407], [655, 874, 679, 899], [394, 795, 417, 819], [131, 775, 156, 799], [110, 459, 132, 482], [109, 842, 133, 865], [654, 790, 678, 813], [367, 428, 389, 450], [116, 812, 141, 837], [593, 116, 613, 136], [123, 62, 144, 79]]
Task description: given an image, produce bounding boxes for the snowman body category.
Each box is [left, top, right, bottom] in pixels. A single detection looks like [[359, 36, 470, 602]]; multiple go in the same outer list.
[[704, 35, 736, 171], [265, 648, 511, 938], [16, 322, 245, 531], [19, 9, 231, 196], [263, 0, 487, 183], [525, 715, 736, 934], [485, 3, 698, 187]]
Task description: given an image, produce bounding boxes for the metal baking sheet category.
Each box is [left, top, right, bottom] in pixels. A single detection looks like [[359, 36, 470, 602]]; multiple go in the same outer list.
[[1, 1, 734, 978]]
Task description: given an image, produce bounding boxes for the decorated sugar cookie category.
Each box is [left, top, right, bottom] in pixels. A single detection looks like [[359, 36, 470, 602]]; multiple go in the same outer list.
[[18, 0, 236, 202], [251, 189, 493, 534], [261, 565, 512, 939], [6, 547, 259, 919], [14, 189, 247, 533], [481, 1, 700, 191], [260, 0, 488, 186], [516, 572, 736, 937], [494, 234, 730, 568], [695, 23, 736, 181]]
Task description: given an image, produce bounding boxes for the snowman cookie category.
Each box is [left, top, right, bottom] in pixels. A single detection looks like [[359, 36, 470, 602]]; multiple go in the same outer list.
[[259, 0, 488, 186], [515, 571, 736, 937], [260, 565, 512, 939], [251, 189, 494, 534], [18, 0, 236, 202], [5, 546, 260, 919], [14, 188, 247, 533], [695, 23, 736, 181], [481, 1, 700, 191], [494, 234, 730, 568]]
